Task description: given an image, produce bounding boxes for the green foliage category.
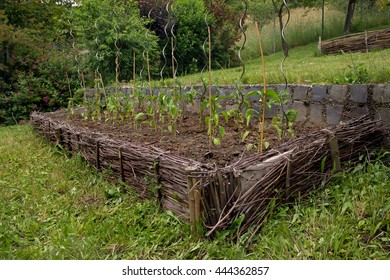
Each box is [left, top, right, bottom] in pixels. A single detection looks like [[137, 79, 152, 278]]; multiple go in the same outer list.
[[341, 62, 370, 84], [72, 0, 159, 83], [267, 89, 297, 141], [0, 0, 72, 41], [0, 10, 79, 125], [171, 0, 208, 75], [205, 0, 245, 69]]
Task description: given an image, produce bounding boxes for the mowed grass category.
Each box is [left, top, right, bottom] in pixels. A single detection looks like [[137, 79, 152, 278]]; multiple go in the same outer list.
[[0, 124, 389, 259]]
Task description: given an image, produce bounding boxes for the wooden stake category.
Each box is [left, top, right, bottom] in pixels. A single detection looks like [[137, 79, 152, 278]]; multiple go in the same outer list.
[[192, 178, 201, 223], [153, 157, 163, 209], [208, 26, 212, 148], [55, 127, 63, 147], [186, 166, 202, 232], [255, 21, 267, 153], [329, 134, 341, 172], [119, 147, 125, 182], [96, 141, 100, 171], [187, 172, 195, 226], [76, 133, 80, 152], [67, 130, 71, 151], [285, 153, 292, 201]]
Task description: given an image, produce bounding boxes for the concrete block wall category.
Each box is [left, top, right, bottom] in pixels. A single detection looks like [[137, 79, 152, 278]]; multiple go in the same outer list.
[[86, 84, 390, 127]]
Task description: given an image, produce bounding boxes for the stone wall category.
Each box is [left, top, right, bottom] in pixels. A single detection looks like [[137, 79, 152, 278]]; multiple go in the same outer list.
[[86, 83, 390, 126]]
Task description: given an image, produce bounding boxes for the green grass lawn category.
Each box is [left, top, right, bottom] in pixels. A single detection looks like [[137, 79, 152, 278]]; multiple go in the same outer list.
[[161, 44, 390, 86], [1, 124, 389, 259]]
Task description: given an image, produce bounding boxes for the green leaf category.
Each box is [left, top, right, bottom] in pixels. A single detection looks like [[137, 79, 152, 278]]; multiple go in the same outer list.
[[321, 156, 327, 173], [222, 111, 229, 123], [201, 100, 209, 110], [245, 109, 254, 126], [286, 109, 298, 123], [229, 214, 245, 230], [241, 130, 250, 142], [246, 143, 254, 151], [168, 124, 173, 133], [264, 141, 270, 149], [213, 137, 221, 145], [218, 125, 225, 138], [245, 90, 260, 100], [134, 112, 144, 121], [213, 113, 219, 126], [265, 89, 281, 103]]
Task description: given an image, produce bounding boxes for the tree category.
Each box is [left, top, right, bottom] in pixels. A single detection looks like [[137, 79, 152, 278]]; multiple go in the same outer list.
[[344, 0, 356, 35], [171, 0, 208, 75], [72, 0, 159, 82]]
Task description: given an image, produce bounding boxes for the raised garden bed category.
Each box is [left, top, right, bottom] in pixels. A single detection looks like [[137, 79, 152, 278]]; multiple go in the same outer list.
[[31, 81, 383, 236], [30, 106, 385, 239]]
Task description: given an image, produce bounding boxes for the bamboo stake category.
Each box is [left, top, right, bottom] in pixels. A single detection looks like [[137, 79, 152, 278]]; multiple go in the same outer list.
[[115, 56, 119, 98], [132, 51, 136, 95], [208, 26, 212, 148], [146, 49, 157, 130], [255, 22, 267, 153], [65, 72, 73, 108], [98, 72, 107, 101]]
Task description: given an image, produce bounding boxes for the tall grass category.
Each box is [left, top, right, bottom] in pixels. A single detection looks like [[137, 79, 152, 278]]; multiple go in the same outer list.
[[240, 6, 390, 61], [241, 7, 345, 60]]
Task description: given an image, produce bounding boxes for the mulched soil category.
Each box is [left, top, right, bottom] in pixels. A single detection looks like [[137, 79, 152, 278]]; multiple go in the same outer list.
[[50, 111, 324, 168]]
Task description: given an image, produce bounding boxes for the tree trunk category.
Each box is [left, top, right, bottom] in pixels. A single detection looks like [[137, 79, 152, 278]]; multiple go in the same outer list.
[[272, 0, 288, 57], [344, 0, 357, 35]]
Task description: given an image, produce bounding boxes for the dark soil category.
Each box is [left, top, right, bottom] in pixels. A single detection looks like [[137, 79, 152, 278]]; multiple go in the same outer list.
[[52, 111, 324, 168]]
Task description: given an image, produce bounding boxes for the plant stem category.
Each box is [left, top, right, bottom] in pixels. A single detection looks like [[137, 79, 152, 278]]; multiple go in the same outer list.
[[255, 21, 267, 153]]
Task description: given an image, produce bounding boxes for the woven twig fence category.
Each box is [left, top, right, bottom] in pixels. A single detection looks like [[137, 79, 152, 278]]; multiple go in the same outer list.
[[30, 111, 384, 238], [320, 28, 390, 54]]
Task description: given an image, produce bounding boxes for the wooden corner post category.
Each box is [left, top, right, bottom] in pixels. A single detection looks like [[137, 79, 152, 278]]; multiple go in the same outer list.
[[186, 167, 202, 236]]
